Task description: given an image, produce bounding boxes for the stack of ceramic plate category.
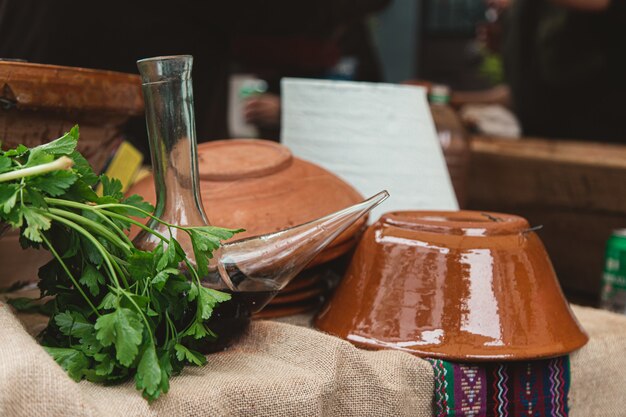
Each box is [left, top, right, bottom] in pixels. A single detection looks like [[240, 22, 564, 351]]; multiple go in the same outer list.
[[254, 265, 342, 319]]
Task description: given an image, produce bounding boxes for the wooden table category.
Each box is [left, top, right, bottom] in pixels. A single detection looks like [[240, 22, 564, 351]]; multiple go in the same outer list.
[[468, 136, 626, 305]]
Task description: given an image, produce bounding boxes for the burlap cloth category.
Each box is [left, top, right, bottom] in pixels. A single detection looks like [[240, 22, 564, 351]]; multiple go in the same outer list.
[[0, 302, 624, 417]]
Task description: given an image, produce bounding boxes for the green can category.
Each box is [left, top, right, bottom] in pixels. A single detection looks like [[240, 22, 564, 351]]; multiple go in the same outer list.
[[601, 229, 626, 314]]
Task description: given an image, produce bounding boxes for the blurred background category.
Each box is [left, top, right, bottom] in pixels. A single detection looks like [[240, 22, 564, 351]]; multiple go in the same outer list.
[[1, 0, 625, 309]]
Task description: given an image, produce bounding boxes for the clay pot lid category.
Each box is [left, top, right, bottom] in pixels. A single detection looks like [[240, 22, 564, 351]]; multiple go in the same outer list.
[[382, 211, 530, 236], [0, 61, 143, 116], [127, 139, 365, 268], [198, 140, 292, 181], [315, 210, 589, 361]]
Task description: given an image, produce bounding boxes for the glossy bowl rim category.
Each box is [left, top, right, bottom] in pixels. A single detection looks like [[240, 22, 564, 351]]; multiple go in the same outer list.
[[382, 210, 531, 236]]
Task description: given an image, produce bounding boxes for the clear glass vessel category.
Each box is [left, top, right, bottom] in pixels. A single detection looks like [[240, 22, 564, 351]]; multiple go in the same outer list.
[[135, 55, 388, 346]]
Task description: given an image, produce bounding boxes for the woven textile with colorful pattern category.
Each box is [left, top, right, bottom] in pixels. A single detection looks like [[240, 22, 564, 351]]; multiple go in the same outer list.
[[428, 357, 570, 417]]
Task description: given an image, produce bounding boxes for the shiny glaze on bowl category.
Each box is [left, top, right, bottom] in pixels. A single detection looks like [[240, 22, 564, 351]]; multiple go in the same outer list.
[[315, 211, 589, 361]]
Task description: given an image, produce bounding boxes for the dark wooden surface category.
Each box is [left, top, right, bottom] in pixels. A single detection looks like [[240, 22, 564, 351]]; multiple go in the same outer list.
[[468, 136, 626, 305]]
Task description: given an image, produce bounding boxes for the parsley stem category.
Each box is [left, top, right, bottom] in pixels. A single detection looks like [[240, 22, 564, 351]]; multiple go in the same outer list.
[[99, 210, 169, 242], [43, 212, 128, 290], [94, 203, 164, 224], [165, 311, 176, 344], [45, 208, 132, 255], [40, 233, 100, 317], [84, 208, 133, 246], [43, 198, 133, 246], [179, 258, 206, 336], [93, 203, 190, 233], [0, 156, 74, 183]]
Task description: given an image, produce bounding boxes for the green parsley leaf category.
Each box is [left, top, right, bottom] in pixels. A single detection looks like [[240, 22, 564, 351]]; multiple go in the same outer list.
[[95, 355, 115, 376], [156, 237, 184, 272], [151, 268, 178, 292], [79, 331, 103, 355], [80, 235, 103, 265], [198, 286, 231, 320], [29, 170, 78, 197], [195, 226, 244, 241], [3, 144, 28, 157], [197, 288, 217, 320], [69, 150, 98, 186], [0, 155, 11, 174], [174, 344, 206, 366], [123, 194, 154, 216], [44, 347, 90, 382], [64, 179, 99, 203], [202, 287, 232, 304], [100, 175, 123, 200], [24, 188, 47, 209], [0, 183, 18, 215], [127, 250, 155, 282], [136, 344, 162, 398], [187, 284, 199, 302], [54, 311, 94, 339], [183, 322, 216, 340], [25, 148, 54, 168], [98, 293, 118, 310], [79, 264, 105, 297], [95, 308, 144, 367], [22, 207, 52, 242], [158, 352, 173, 395], [31, 126, 78, 156]]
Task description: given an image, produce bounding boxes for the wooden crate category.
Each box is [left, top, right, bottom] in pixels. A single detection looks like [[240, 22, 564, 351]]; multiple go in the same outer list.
[[468, 136, 626, 305]]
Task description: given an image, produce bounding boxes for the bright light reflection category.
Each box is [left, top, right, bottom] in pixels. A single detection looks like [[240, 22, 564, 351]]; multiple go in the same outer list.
[[348, 329, 444, 348], [460, 249, 503, 345], [380, 234, 450, 254]]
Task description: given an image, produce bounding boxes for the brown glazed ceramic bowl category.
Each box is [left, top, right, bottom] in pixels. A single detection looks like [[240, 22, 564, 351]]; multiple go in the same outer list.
[[127, 139, 365, 268], [315, 210, 589, 361]]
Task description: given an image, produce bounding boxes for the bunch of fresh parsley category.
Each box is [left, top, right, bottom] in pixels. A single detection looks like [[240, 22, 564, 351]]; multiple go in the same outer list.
[[0, 127, 241, 401]]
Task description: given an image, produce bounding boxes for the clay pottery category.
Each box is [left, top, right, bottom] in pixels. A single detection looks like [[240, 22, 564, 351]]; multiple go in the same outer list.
[[0, 61, 143, 172], [127, 139, 366, 268], [315, 210, 589, 361], [254, 297, 324, 320], [271, 285, 325, 305], [281, 273, 324, 294], [0, 61, 143, 288]]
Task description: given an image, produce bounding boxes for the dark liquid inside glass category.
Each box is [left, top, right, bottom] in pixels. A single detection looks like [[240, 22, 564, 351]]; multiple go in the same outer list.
[[200, 290, 278, 353]]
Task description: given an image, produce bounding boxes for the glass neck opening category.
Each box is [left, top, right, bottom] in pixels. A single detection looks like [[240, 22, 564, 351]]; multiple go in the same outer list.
[[137, 55, 208, 227]]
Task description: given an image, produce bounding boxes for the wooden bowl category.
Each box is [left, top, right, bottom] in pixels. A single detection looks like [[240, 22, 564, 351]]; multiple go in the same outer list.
[[127, 139, 366, 268], [315, 210, 589, 361]]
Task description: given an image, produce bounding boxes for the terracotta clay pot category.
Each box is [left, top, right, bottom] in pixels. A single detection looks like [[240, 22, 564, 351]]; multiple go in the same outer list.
[[127, 139, 366, 268], [0, 61, 143, 289], [0, 61, 143, 173], [315, 210, 589, 361]]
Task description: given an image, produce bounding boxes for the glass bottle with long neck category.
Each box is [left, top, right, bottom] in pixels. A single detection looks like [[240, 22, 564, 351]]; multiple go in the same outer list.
[[135, 55, 214, 259]]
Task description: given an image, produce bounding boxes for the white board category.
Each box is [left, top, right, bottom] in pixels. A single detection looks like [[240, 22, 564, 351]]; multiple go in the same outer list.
[[281, 78, 458, 222]]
